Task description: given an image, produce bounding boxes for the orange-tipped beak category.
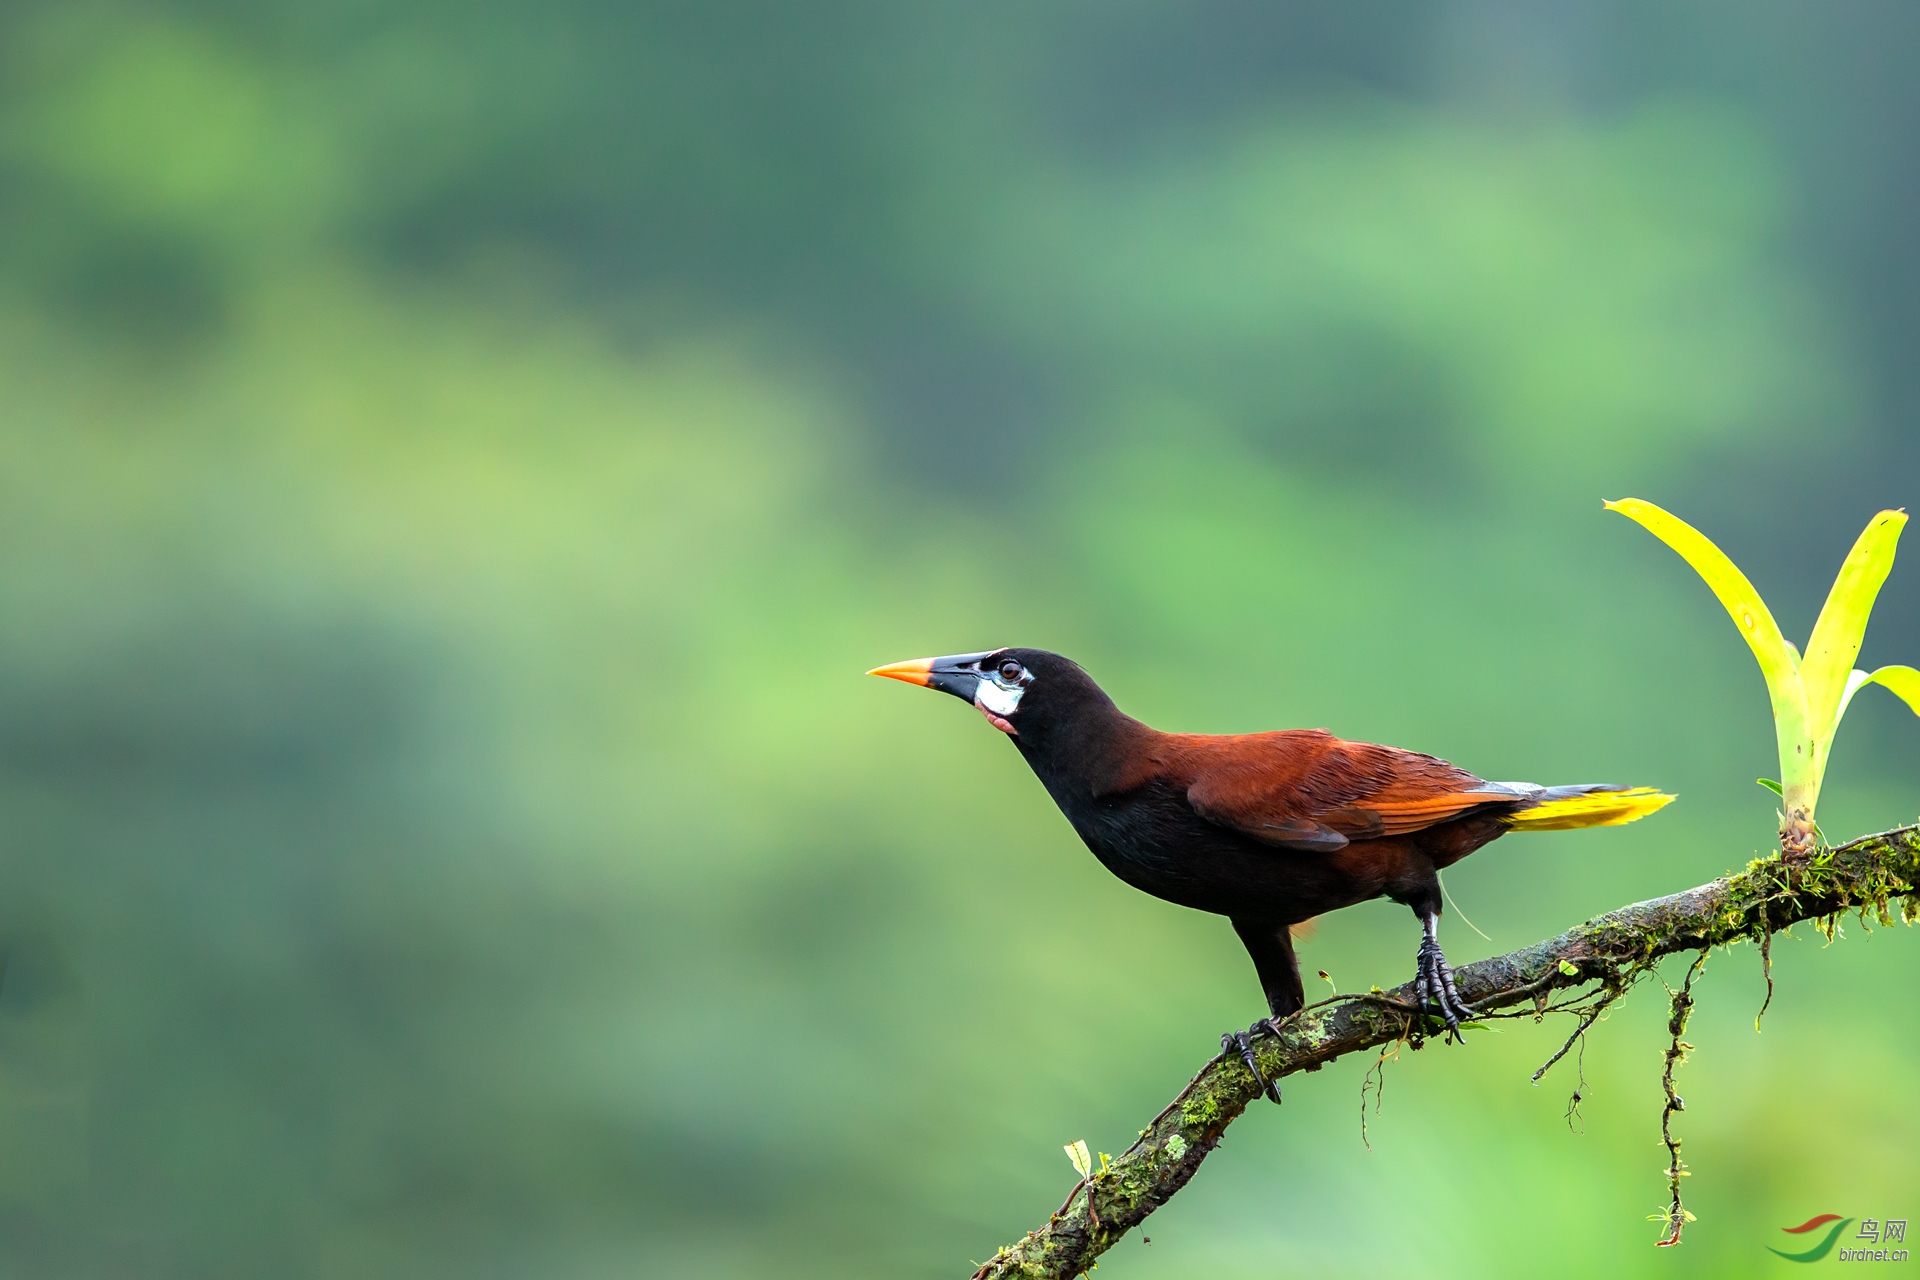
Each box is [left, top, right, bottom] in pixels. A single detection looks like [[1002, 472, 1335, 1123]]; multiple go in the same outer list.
[[866, 657, 935, 686], [868, 651, 994, 703]]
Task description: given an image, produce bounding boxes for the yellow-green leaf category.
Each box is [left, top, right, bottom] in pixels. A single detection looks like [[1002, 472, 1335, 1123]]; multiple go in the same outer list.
[[1605, 498, 1814, 804], [1835, 668, 1873, 728], [1854, 665, 1920, 719], [1801, 509, 1907, 807], [1064, 1139, 1091, 1180]]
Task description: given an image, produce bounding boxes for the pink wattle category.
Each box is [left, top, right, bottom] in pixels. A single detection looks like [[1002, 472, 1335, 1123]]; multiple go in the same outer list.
[[977, 703, 1017, 734]]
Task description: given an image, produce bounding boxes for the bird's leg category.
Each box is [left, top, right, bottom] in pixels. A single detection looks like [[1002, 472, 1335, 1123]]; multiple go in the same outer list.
[[1414, 908, 1473, 1044], [1223, 918, 1302, 1104]]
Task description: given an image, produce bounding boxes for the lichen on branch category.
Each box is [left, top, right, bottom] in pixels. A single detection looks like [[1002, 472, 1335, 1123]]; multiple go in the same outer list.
[[970, 826, 1920, 1280]]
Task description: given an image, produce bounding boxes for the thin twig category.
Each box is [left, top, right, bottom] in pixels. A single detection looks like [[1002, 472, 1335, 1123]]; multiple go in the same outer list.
[[1531, 981, 1624, 1084]]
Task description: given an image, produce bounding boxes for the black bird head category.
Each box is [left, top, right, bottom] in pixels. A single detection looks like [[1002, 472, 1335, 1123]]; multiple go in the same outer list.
[[867, 647, 1114, 741]]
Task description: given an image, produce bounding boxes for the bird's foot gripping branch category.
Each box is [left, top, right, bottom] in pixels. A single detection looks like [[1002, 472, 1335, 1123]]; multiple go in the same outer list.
[[968, 826, 1920, 1280]]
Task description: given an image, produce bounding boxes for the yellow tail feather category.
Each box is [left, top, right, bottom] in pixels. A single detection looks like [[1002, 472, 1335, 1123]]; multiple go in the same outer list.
[[1500, 786, 1674, 832]]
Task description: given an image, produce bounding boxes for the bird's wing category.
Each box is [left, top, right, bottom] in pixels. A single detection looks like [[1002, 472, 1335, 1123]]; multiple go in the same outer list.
[[1176, 730, 1523, 853]]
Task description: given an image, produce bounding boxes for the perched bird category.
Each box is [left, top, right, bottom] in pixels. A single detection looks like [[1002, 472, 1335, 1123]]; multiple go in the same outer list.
[[869, 648, 1671, 1102]]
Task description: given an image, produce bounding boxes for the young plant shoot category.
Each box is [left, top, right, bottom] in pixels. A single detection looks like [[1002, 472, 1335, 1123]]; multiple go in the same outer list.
[[1606, 499, 1920, 856]]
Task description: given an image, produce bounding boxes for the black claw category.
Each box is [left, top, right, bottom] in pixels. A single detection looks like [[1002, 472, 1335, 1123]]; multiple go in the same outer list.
[[1415, 938, 1473, 1045], [1222, 1028, 1282, 1104]]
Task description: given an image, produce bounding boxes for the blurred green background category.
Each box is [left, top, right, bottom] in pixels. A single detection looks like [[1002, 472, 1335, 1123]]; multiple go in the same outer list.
[[0, 3, 1915, 1276]]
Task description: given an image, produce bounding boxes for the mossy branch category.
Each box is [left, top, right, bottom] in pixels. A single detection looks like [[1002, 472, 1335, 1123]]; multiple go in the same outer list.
[[970, 825, 1920, 1280]]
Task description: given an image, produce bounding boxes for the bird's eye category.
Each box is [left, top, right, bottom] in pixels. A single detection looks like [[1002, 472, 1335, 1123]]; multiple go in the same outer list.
[[998, 660, 1024, 683]]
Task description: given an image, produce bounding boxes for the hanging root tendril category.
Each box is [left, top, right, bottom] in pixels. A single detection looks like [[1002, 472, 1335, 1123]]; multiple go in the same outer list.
[[1653, 951, 1708, 1247], [1756, 881, 1775, 1028], [1357, 1035, 1403, 1151]]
